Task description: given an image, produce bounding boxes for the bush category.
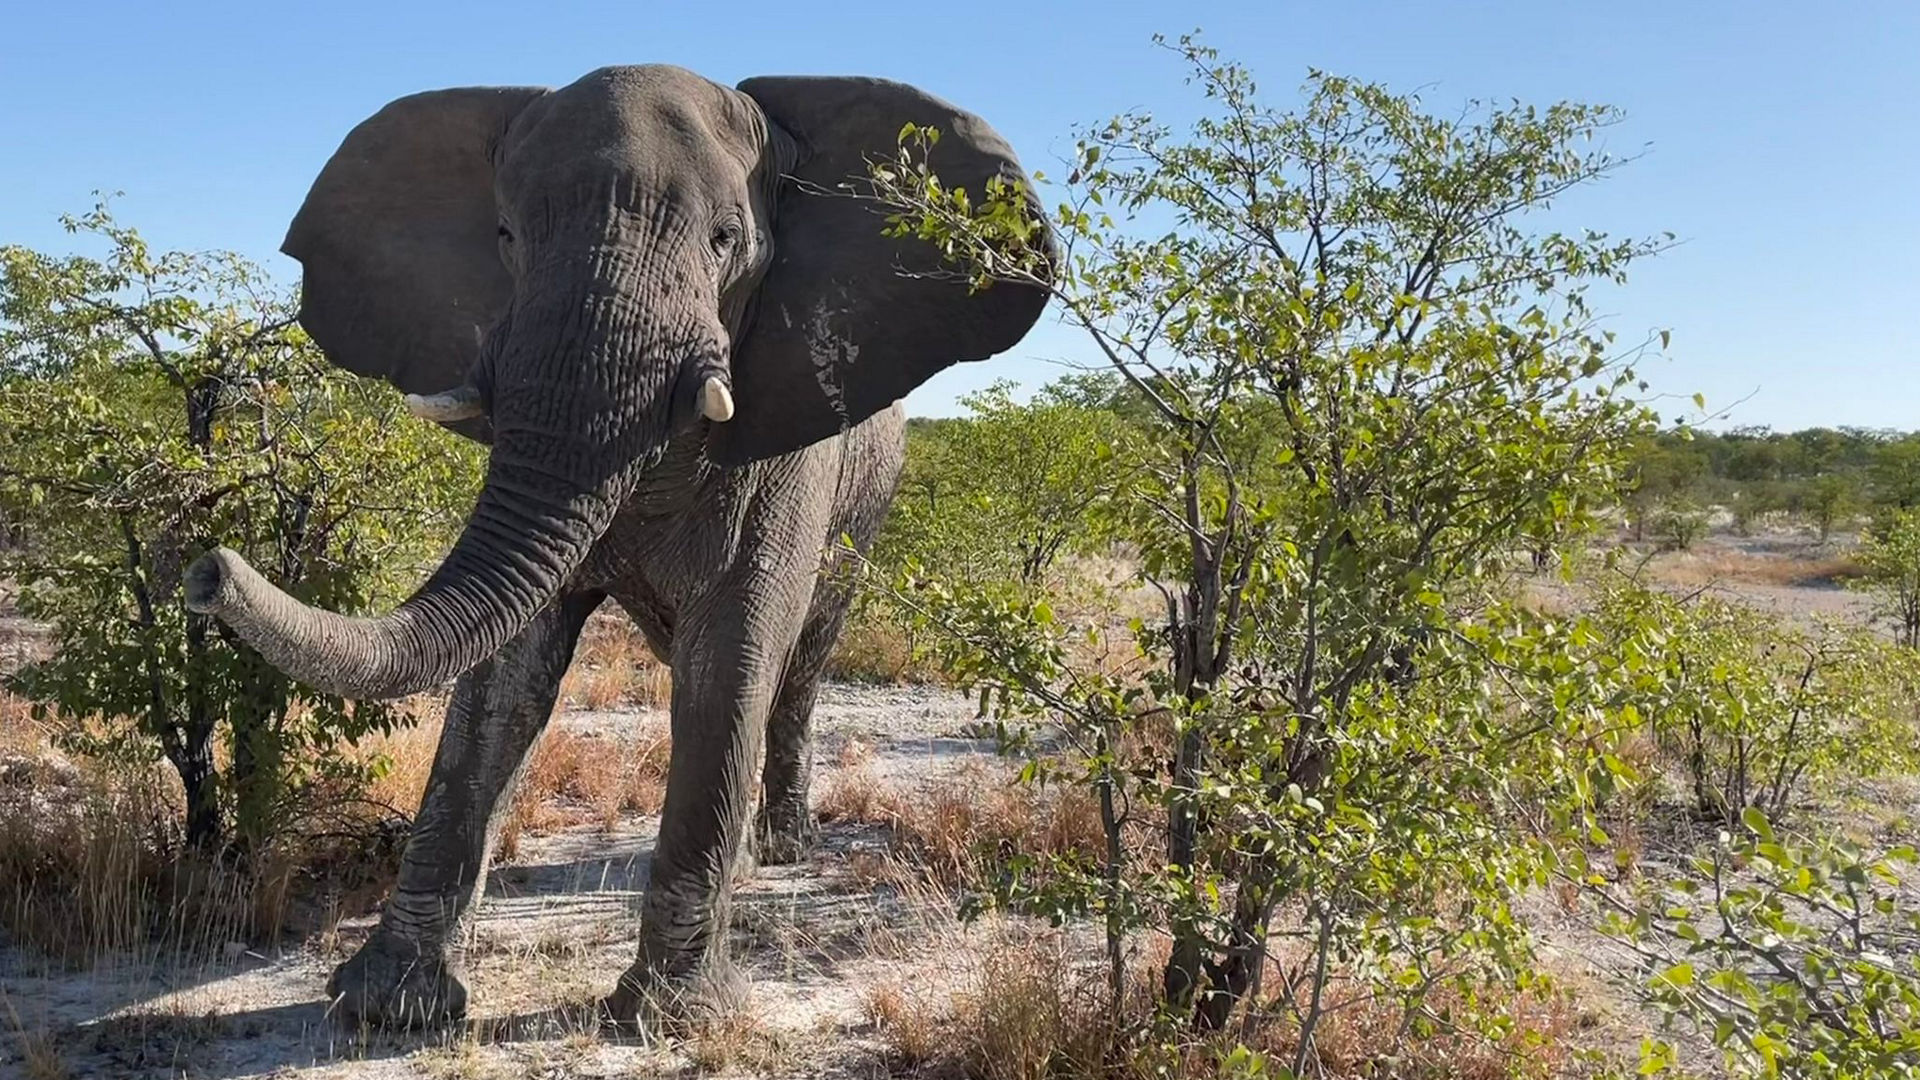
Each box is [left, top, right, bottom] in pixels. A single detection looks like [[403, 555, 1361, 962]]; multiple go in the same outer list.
[[1590, 584, 1920, 828], [868, 922, 1591, 1080], [0, 204, 481, 858], [878, 381, 1138, 588], [867, 34, 1664, 1051], [1595, 811, 1920, 1077], [844, 381, 1143, 685], [1852, 507, 1920, 647], [1651, 500, 1708, 550]]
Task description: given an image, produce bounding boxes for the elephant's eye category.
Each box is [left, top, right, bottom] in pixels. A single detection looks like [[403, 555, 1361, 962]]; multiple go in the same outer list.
[[710, 220, 740, 259], [497, 223, 514, 243]]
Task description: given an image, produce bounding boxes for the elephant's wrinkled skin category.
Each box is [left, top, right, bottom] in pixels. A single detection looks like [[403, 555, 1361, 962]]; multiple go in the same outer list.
[[182, 65, 1047, 1027]]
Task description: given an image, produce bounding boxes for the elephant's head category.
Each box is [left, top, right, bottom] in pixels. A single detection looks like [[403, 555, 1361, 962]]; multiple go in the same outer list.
[[183, 65, 1048, 700]]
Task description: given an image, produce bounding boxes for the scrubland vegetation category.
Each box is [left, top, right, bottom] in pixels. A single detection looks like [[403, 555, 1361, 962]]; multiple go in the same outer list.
[[3, 37, 1918, 1080]]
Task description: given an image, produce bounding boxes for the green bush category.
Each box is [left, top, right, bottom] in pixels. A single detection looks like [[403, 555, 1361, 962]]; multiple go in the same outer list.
[[879, 380, 1137, 588], [1651, 499, 1708, 550], [0, 205, 481, 856], [1852, 507, 1920, 647], [866, 36, 1663, 1064], [1589, 585, 1920, 829], [1597, 812, 1920, 1077]]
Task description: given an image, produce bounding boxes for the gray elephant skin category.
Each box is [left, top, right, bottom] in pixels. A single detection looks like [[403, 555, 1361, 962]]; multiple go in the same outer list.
[[182, 64, 1048, 1026]]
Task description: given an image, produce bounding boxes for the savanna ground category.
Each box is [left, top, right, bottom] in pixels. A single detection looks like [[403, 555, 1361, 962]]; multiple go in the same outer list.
[[0, 517, 1914, 1079]]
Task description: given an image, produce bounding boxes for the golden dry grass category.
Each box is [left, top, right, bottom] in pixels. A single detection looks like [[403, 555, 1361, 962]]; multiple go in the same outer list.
[[360, 623, 676, 862], [0, 679, 690, 966], [371, 712, 676, 863], [361, 701, 446, 819], [819, 760, 1105, 891], [558, 610, 672, 711], [0, 689, 391, 963], [825, 610, 945, 684], [836, 753, 1596, 1080], [680, 1010, 797, 1074], [496, 721, 671, 859], [1638, 543, 1859, 589], [867, 924, 1588, 1080]]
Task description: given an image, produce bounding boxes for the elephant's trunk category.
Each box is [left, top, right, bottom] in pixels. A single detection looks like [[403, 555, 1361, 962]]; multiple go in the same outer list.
[[185, 455, 619, 700], [187, 251, 706, 700]]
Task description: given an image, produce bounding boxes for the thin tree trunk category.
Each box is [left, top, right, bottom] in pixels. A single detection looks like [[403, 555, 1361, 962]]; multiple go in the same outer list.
[[1162, 597, 1210, 1011], [1196, 859, 1281, 1031], [1095, 727, 1127, 1025]]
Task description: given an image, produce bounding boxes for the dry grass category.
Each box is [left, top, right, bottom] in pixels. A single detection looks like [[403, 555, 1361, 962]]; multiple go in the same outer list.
[[360, 703, 446, 819], [819, 761, 1105, 891], [0, 689, 426, 966], [359, 688, 674, 866], [0, 747, 356, 966], [558, 609, 672, 711], [1639, 543, 1860, 589], [681, 1010, 797, 1074], [3, 990, 71, 1080], [836, 750, 1596, 1079], [867, 925, 1589, 1080], [826, 608, 945, 684], [496, 721, 672, 860], [863, 927, 1150, 1080], [0, 700, 210, 963]]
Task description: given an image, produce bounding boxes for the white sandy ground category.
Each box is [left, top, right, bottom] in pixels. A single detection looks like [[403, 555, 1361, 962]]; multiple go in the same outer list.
[[0, 528, 1912, 1077]]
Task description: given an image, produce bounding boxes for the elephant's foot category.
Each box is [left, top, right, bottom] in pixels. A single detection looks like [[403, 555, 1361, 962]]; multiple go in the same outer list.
[[601, 958, 747, 1033], [751, 806, 816, 866], [327, 929, 467, 1029]]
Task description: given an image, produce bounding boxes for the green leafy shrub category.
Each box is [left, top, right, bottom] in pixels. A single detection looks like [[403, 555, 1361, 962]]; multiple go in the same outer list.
[[0, 204, 481, 857], [880, 381, 1138, 588], [1651, 499, 1708, 550], [842, 380, 1142, 684], [1597, 811, 1920, 1077], [1852, 507, 1920, 648], [1590, 585, 1920, 828], [864, 35, 1664, 1065]]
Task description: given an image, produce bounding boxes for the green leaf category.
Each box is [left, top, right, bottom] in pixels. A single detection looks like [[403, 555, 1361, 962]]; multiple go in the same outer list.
[[1653, 962, 1694, 989]]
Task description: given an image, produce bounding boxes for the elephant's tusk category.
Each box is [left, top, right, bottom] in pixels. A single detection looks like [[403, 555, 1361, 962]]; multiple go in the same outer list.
[[700, 377, 735, 423], [404, 385, 485, 423]]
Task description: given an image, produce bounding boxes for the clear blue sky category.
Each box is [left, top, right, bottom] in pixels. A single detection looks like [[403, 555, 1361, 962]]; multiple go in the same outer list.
[[4, 1, 1916, 431]]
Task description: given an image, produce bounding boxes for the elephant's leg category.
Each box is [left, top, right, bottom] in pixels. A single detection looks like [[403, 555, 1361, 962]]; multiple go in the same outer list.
[[606, 582, 810, 1025], [753, 587, 852, 865], [328, 589, 600, 1028]]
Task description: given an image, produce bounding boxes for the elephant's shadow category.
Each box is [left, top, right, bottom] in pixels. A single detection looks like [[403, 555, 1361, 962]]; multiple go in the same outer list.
[[476, 821, 907, 981]]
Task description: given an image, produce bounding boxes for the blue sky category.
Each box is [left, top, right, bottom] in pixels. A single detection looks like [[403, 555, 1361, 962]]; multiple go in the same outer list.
[[3, 1, 1916, 430]]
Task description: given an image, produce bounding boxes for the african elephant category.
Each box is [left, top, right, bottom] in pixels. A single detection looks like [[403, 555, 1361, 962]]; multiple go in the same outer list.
[[182, 64, 1047, 1026]]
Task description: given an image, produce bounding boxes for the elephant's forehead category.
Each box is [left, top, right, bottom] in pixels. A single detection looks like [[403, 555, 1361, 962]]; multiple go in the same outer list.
[[501, 65, 762, 199]]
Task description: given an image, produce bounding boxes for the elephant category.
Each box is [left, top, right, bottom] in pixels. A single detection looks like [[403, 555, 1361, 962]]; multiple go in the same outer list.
[[181, 64, 1048, 1026]]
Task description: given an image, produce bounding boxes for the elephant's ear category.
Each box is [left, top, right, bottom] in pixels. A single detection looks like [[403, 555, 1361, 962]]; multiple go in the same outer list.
[[718, 76, 1052, 464], [282, 86, 547, 432]]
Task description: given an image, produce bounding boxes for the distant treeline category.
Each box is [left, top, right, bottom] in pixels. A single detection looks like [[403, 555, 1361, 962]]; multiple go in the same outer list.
[[1628, 425, 1920, 538]]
